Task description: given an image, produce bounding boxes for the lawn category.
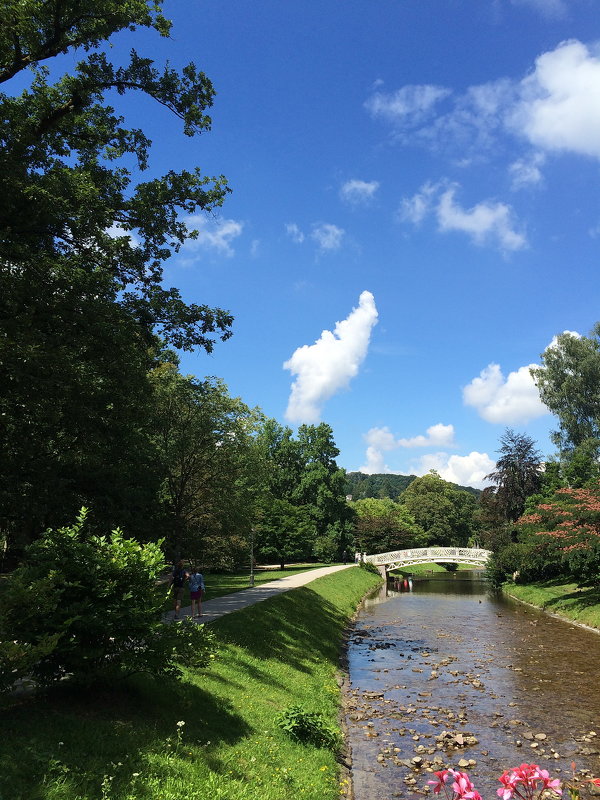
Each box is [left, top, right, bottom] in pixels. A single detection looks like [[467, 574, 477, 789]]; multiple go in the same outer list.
[[0, 565, 381, 800], [158, 563, 335, 611], [503, 579, 600, 630]]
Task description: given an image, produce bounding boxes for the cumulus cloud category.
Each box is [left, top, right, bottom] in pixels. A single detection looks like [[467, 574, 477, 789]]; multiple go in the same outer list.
[[464, 331, 583, 425], [358, 424, 456, 474], [399, 182, 527, 252], [437, 186, 527, 251], [366, 39, 600, 165], [311, 223, 345, 252], [413, 451, 496, 490], [463, 363, 547, 424], [283, 290, 378, 423], [511, 40, 600, 159], [286, 222, 305, 244], [182, 216, 243, 259], [340, 179, 380, 205]]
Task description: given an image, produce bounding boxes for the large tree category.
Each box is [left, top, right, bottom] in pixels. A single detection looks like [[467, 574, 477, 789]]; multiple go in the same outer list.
[[401, 471, 477, 547], [149, 361, 261, 566], [0, 1, 233, 552], [485, 429, 543, 522], [531, 327, 600, 457], [352, 497, 425, 555]]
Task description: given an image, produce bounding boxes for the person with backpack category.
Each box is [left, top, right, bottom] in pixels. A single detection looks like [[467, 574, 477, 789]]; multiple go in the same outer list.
[[188, 566, 205, 619], [169, 559, 188, 619]]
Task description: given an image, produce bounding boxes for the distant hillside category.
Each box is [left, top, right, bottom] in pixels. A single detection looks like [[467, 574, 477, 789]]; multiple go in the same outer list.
[[344, 472, 480, 500]]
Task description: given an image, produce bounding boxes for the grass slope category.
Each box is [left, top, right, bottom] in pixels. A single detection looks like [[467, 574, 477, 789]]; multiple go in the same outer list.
[[503, 579, 600, 630], [1, 566, 380, 800]]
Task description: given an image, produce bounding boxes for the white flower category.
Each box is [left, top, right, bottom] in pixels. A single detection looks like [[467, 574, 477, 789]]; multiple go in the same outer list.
[[176, 720, 185, 727]]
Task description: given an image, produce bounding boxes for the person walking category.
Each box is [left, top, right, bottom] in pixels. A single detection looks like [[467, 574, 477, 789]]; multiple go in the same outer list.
[[170, 559, 187, 619], [188, 566, 205, 618]]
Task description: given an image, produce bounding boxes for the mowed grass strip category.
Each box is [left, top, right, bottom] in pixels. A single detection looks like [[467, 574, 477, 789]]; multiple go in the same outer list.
[[503, 579, 600, 630], [158, 563, 335, 611], [1, 566, 380, 800]]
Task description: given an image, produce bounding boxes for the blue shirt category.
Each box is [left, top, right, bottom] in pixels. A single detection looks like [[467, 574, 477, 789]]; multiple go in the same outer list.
[[188, 572, 205, 593]]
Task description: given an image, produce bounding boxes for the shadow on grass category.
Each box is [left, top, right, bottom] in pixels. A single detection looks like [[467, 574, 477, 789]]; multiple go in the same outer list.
[[543, 583, 600, 612], [0, 673, 250, 799], [210, 585, 347, 676]]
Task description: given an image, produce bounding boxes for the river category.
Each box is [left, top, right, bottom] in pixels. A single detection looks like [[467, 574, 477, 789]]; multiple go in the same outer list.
[[345, 572, 600, 800]]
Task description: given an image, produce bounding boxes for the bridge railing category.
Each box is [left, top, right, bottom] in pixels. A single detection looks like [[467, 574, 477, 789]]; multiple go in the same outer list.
[[363, 546, 492, 567]]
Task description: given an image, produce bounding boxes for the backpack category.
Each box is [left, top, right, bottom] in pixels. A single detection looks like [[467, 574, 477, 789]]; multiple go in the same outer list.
[[172, 567, 185, 588]]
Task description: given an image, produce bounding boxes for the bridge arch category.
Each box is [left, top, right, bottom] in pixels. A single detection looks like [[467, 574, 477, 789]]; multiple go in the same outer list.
[[362, 546, 491, 573]]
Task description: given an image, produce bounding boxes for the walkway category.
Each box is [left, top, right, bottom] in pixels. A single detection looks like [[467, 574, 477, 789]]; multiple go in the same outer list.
[[171, 564, 356, 624]]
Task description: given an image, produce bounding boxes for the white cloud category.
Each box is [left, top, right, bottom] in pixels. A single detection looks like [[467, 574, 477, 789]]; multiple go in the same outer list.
[[365, 84, 451, 123], [285, 223, 305, 244], [509, 0, 567, 19], [105, 223, 140, 248], [358, 424, 456, 475], [340, 179, 380, 205], [183, 216, 243, 258], [399, 182, 527, 252], [366, 40, 600, 165], [437, 186, 527, 251], [413, 451, 496, 490], [463, 362, 548, 424], [545, 329, 581, 349], [397, 181, 439, 225], [311, 223, 345, 252], [398, 423, 456, 448], [509, 152, 546, 189], [511, 40, 600, 159], [283, 290, 378, 423]]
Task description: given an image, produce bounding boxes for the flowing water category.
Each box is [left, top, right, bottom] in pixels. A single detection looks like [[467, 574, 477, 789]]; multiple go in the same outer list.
[[346, 572, 600, 800]]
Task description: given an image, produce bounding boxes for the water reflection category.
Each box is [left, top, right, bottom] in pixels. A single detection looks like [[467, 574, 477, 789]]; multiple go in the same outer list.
[[347, 571, 600, 800]]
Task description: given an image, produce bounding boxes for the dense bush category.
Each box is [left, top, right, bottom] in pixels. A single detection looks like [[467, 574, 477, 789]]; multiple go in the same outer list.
[[0, 509, 217, 693], [276, 704, 340, 750]]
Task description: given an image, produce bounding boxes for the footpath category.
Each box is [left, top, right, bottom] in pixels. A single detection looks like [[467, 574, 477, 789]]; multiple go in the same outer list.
[[172, 564, 357, 624]]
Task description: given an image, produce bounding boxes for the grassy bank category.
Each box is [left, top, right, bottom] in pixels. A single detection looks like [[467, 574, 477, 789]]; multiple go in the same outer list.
[[503, 579, 600, 630], [1, 566, 380, 800]]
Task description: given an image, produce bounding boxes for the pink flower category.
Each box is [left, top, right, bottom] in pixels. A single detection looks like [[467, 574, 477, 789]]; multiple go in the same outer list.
[[452, 771, 479, 799], [428, 770, 451, 794]]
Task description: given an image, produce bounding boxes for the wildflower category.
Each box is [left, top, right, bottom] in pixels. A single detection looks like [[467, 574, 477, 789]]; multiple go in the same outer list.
[[429, 770, 452, 794], [176, 720, 185, 727]]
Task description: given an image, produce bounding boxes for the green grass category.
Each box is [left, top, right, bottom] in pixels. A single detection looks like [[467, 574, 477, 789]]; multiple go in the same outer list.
[[159, 563, 334, 611], [389, 562, 480, 576], [0, 566, 380, 800], [503, 579, 600, 630]]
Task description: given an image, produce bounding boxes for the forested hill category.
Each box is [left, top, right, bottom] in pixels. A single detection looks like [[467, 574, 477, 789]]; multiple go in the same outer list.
[[345, 472, 480, 500]]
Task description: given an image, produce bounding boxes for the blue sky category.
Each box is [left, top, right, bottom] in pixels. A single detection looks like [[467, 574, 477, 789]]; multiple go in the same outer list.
[[109, 0, 600, 487]]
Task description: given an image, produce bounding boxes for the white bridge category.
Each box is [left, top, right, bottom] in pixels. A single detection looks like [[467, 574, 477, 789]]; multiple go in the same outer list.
[[362, 546, 492, 572]]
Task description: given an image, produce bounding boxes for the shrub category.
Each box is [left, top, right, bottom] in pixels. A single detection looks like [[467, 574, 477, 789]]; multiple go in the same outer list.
[[359, 560, 380, 575], [0, 509, 217, 692], [276, 704, 340, 750]]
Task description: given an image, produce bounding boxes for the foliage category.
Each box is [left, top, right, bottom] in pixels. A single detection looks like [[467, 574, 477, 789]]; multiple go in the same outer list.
[[474, 487, 512, 553], [352, 497, 425, 554], [256, 497, 317, 570], [0, 0, 233, 556], [516, 481, 600, 583], [345, 471, 480, 501], [255, 420, 353, 565], [531, 325, 600, 455], [276, 704, 340, 750], [149, 360, 262, 563], [401, 472, 477, 547], [485, 429, 543, 522], [0, 509, 217, 690], [0, 565, 380, 799], [359, 560, 381, 575]]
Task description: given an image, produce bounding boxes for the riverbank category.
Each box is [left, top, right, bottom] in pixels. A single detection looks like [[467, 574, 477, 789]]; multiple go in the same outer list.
[[503, 579, 600, 631], [0, 566, 380, 800]]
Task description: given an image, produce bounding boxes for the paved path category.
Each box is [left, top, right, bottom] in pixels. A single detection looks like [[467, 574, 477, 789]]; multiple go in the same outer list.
[[169, 564, 357, 624]]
